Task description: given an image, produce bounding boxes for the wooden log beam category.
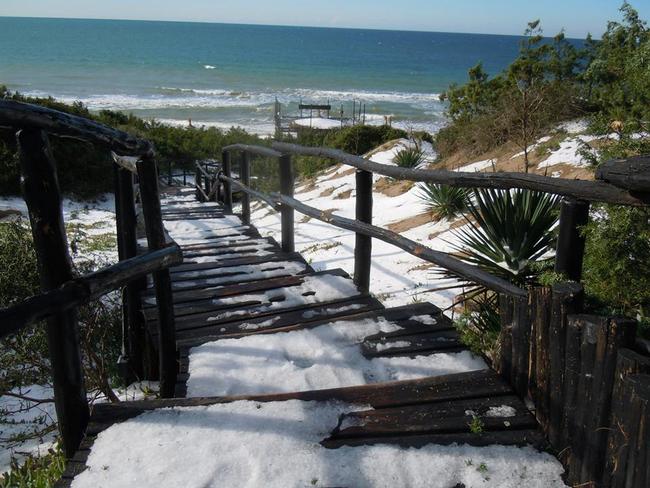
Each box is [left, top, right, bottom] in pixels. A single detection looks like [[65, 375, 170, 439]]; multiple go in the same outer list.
[[354, 169, 372, 293], [17, 128, 89, 458], [223, 144, 282, 159], [218, 174, 281, 211], [547, 283, 583, 449], [222, 150, 233, 213], [272, 142, 650, 206], [136, 155, 178, 398], [279, 154, 295, 253], [240, 151, 251, 225], [2, 100, 152, 156], [603, 349, 650, 488], [275, 193, 527, 298], [554, 198, 590, 281], [595, 155, 650, 192]]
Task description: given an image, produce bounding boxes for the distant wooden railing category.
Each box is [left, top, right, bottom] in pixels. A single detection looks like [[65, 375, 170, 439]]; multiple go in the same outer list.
[[211, 141, 650, 488], [0, 100, 181, 457]]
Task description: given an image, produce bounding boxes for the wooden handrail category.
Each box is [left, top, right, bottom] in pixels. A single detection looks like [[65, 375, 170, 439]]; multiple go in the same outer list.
[[216, 168, 526, 297], [223, 144, 283, 159], [0, 244, 183, 340], [0, 100, 153, 157], [271, 142, 650, 206]]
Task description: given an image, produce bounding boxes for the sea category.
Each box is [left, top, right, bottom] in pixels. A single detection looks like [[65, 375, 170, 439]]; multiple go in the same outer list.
[[0, 17, 570, 136]]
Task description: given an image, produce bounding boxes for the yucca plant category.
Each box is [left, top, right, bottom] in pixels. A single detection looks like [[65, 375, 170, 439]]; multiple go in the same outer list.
[[393, 145, 426, 168], [444, 188, 560, 289], [417, 183, 470, 221]]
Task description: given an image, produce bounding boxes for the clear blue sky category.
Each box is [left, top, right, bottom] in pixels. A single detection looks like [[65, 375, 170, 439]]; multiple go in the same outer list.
[[1, 1, 648, 37]]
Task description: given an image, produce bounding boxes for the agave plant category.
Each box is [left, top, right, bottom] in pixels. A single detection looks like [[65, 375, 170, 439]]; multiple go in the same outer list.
[[393, 145, 426, 168], [447, 188, 560, 288], [417, 183, 470, 221]]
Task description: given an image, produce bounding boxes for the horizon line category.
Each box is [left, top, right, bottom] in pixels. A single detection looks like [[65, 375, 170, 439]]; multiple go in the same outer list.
[[0, 15, 591, 41]]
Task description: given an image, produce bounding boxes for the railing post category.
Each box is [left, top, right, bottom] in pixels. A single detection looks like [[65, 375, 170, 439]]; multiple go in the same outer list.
[[279, 154, 295, 253], [167, 160, 172, 186], [203, 162, 210, 198], [354, 169, 372, 293], [240, 151, 251, 225], [222, 150, 233, 213], [136, 154, 177, 399], [17, 128, 89, 458], [195, 164, 204, 202], [113, 163, 145, 381], [554, 198, 590, 281]]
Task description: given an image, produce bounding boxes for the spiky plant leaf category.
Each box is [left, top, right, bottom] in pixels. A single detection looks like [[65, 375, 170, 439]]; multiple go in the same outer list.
[[445, 188, 560, 288], [393, 146, 425, 168], [417, 183, 470, 221]]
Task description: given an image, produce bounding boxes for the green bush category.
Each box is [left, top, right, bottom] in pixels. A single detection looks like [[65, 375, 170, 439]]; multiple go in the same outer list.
[[292, 124, 407, 156], [0, 445, 65, 488], [394, 145, 425, 168]]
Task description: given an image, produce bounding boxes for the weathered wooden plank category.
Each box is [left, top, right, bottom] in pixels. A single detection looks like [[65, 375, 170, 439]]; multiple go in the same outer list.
[[361, 330, 463, 357], [326, 395, 532, 439], [567, 315, 607, 484], [580, 316, 636, 484], [161, 295, 383, 341], [603, 349, 650, 488], [144, 269, 349, 316], [321, 429, 546, 449], [90, 369, 514, 420], [547, 283, 583, 449]]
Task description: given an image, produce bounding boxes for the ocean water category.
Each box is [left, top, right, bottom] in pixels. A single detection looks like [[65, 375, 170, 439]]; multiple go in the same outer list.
[[1, 17, 550, 135]]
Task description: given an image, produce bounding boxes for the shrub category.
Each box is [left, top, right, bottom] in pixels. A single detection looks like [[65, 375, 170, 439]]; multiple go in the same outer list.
[[455, 293, 501, 362], [0, 445, 65, 488], [446, 188, 560, 289], [582, 205, 650, 337], [416, 183, 469, 221], [393, 145, 425, 168]]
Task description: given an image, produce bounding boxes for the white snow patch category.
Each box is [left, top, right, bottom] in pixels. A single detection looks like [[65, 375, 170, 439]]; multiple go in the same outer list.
[[375, 340, 411, 352], [238, 317, 281, 331], [187, 319, 485, 397], [0, 385, 57, 474], [486, 405, 518, 418], [455, 159, 495, 172], [537, 135, 599, 169], [409, 314, 437, 325], [71, 400, 568, 488]]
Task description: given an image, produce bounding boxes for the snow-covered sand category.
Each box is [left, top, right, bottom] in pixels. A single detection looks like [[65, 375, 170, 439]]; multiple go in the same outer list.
[[71, 399, 567, 488], [249, 145, 463, 309]]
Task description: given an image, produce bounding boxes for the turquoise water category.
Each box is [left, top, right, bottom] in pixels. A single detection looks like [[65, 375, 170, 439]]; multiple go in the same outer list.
[[0, 17, 573, 135]]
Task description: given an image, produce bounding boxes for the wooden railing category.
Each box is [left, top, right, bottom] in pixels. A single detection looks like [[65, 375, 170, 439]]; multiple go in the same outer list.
[[214, 142, 650, 488], [0, 100, 181, 457]]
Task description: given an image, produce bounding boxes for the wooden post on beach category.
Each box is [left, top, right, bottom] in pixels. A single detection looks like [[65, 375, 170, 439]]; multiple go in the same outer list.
[[222, 150, 233, 213], [136, 155, 177, 399], [18, 128, 89, 458], [354, 169, 373, 293], [279, 154, 295, 253], [240, 151, 251, 225]]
